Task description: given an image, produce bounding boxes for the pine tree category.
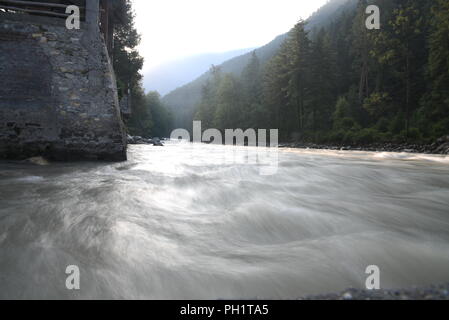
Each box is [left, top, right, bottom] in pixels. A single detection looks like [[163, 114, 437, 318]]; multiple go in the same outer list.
[[308, 29, 337, 134], [286, 20, 311, 134], [426, 0, 449, 123], [113, 0, 143, 97], [193, 0, 446, 144], [262, 44, 291, 138], [352, 0, 372, 103], [146, 92, 173, 138], [195, 66, 222, 129], [241, 51, 263, 128], [366, 0, 428, 139], [127, 86, 153, 137], [214, 74, 243, 130]]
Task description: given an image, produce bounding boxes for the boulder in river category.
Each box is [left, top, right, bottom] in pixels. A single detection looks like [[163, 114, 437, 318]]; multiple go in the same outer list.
[[23, 157, 50, 166], [127, 136, 164, 146], [436, 142, 449, 154], [127, 135, 135, 144], [437, 135, 449, 144], [153, 138, 164, 146]]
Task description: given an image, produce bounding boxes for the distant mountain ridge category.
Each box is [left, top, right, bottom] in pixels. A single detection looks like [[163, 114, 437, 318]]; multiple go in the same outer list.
[[143, 48, 255, 96], [162, 0, 357, 130]]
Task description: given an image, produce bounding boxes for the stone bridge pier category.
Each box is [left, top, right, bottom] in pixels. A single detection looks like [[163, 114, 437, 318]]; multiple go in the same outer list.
[[0, 0, 127, 161]]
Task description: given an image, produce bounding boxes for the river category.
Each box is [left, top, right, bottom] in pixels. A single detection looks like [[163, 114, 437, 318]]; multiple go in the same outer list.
[[1, 142, 449, 299]]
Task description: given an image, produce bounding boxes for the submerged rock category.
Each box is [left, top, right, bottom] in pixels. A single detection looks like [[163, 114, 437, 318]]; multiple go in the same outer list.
[[23, 157, 50, 166], [436, 142, 449, 154], [127, 135, 135, 144], [153, 138, 164, 146], [128, 136, 164, 146]]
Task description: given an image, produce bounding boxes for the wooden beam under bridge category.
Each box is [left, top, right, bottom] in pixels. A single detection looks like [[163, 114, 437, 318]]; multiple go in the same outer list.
[[0, 0, 86, 19], [0, 0, 114, 57]]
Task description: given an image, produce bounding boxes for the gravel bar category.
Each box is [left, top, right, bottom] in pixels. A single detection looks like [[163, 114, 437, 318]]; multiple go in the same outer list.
[[300, 283, 449, 300]]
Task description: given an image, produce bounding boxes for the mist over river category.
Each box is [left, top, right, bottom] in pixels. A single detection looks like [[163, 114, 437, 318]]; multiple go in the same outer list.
[[1, 143, 449, 299]]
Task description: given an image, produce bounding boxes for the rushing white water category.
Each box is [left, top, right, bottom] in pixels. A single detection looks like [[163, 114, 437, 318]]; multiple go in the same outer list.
[[0, 143, 449, 299]]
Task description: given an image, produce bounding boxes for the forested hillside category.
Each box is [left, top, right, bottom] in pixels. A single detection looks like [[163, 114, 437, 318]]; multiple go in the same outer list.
[[193, 0, 449, 144], [163, 0, 357, 132], [113, 0, 173, 138], [161, 34, 289, 131], [143, 48, 255, 96]]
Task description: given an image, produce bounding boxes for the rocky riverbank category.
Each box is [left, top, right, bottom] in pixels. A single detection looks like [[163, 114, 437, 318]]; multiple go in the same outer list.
[[279, 135, 449, 155], [127, 135, 164, 146], [300, 283, 449, 300]]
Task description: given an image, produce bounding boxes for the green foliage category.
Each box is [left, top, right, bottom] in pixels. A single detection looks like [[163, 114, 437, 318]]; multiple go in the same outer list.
[[127, 86, 153, 137], [425, 0, 449, 121], [353, 128, 379, 144], [127, 91, 174, 138], [431, 118, 449, 140], [375, 118, 390, 133], [163, 0, 357, 131], [146, 92, 173, 138], [113, 1, 173, 138], [407, 127, 421, 141], [112, 0, 144, 98], [190, 0, 448, 144], [214, 74, 243, 130], [363, 92, 392, 117], [389, 112, 405, 135], [333, 96, 359, 132]]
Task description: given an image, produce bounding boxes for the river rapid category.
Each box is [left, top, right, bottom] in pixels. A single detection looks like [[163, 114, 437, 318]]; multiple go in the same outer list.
[[0, 143, 448, 299]]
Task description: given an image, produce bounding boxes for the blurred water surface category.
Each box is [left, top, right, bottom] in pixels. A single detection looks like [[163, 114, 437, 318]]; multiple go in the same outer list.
[[0, 143, 448, 299]]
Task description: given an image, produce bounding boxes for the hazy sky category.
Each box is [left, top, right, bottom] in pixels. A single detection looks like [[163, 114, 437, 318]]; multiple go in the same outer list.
[[133, 0, 328, 73]]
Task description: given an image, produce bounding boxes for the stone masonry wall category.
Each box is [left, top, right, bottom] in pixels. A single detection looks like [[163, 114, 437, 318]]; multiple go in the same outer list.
[[0, 13, 127, 161]]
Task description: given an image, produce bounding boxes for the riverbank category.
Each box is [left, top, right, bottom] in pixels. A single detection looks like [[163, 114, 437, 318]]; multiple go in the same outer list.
[[279, 135, 449, 155], [127, 135, 164, 146], [301, 283, 449, 300]]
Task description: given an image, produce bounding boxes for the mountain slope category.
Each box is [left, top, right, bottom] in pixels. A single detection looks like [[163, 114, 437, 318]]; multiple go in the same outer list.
[[143, 48, 255, 96], [162, 0, 357, 130]]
